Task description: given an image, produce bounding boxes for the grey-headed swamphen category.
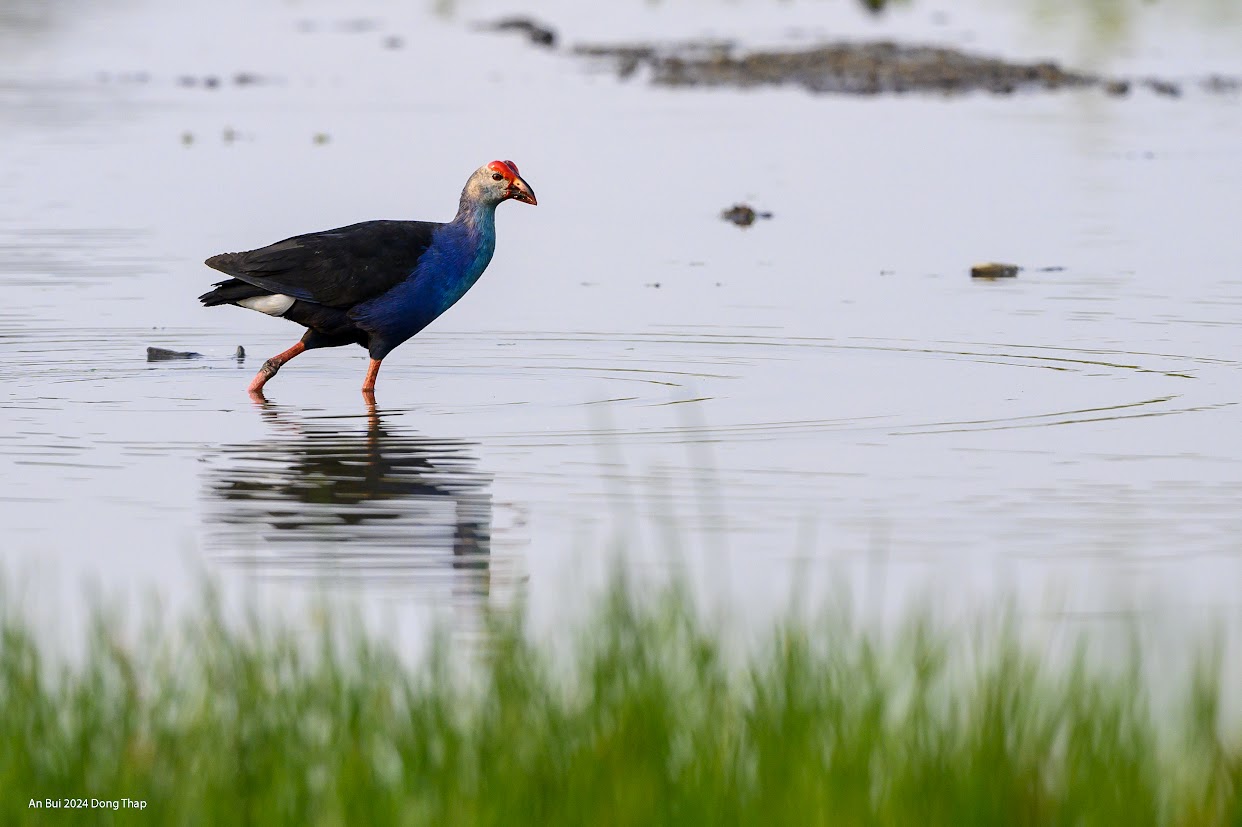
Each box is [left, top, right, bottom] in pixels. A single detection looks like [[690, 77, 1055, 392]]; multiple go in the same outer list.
[[200, 160, 536, 398]]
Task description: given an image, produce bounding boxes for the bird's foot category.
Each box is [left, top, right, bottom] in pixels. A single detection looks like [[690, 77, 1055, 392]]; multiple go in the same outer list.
[[247, 358, 281, 394]]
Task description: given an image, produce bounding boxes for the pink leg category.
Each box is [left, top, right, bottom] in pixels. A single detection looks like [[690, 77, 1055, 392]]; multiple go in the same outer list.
[[248, 341, 306, 395]]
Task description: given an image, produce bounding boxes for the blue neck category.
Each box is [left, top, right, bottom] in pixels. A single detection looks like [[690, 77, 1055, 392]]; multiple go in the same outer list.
[[450, 199, 497, 277], [455, 195, 497, 234]]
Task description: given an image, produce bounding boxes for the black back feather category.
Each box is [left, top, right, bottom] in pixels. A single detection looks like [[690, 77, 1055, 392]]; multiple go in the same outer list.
[[198, 278, 271, 307], [204, 220, 439, 308]]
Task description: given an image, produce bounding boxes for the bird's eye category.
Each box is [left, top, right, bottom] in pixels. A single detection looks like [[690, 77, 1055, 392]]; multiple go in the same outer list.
[[491, 172, 504, 181]]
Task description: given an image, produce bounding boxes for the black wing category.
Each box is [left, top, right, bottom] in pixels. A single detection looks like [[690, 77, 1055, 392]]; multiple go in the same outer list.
[[204, 220, 439, 308]]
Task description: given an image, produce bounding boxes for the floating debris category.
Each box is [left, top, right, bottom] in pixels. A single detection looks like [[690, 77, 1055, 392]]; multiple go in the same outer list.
[[1143, 78, 1181, 98], [1203, 75, 1241, 94], [970, 262, 1020, 279], [147, 347, 203, 361], [313, 132, 331, 145], [477, 17, 557, 49], [721, 204, 773, 227], [1104, 79, 1130, 97], [178, 74, 225, 90]]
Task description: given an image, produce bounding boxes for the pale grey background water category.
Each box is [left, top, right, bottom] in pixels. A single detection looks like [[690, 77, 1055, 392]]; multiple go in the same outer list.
[[2, 0, 1240, 640]]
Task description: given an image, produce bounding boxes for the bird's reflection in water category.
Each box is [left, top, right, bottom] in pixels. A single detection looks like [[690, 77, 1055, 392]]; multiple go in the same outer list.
[[203, 401, 492, 601]]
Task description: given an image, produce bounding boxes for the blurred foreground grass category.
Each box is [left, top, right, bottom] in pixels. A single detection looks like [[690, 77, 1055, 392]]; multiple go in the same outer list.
[[2, 575, 1239, 825]]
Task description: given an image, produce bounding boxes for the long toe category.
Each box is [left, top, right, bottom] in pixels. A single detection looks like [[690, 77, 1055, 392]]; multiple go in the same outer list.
[[248, 362, 277, 394]]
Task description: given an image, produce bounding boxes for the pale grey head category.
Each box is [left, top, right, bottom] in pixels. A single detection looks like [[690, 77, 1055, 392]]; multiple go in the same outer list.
[[459, 160, 537, 210]]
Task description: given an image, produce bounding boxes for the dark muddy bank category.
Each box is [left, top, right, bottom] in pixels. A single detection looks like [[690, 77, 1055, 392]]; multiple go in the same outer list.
[[571, 39, 1234, 98]]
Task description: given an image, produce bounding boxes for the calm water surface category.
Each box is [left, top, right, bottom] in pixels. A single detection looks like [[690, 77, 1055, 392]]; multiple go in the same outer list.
[[2, 0, 1240, 637]]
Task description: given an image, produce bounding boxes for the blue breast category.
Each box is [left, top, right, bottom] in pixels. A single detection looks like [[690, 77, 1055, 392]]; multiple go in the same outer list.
[[351, 210, 496, 352]]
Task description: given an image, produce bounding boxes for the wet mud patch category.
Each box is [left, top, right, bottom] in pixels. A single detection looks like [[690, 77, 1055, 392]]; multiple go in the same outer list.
[[573, 40, 1236, 98]]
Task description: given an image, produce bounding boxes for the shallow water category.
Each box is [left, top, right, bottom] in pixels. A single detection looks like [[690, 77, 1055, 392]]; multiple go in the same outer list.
[[2, 0, 1241, 638]]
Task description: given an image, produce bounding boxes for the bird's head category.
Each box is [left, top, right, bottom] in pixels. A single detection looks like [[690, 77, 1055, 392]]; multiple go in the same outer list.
[[466, 160, 537, 207]]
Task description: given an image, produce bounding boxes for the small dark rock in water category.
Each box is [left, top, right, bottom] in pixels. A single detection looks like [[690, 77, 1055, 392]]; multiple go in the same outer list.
[[179, 75, 224, 90], [147, 347, 203, 361], [970, 262, 1020, 279], [478, 17, 557, 48], [235, 346, 246, 360], [1202, 75, 1240, 94], [1104, 79, 1131, 97], [721, 204, 773, 227], [1144, 78, 1181, 98]]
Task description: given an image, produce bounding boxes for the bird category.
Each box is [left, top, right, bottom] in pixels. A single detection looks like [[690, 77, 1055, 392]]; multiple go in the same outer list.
[[199, 160, 536, 398]]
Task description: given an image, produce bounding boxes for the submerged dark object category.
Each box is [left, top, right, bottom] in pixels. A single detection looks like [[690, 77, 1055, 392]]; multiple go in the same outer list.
[[1104, 79, 1131, 97], [1143, 78, 1181, 98], [970, 263, 1020, 279], [721, 204, 773, 227], [1203, 75, 1241, 94], [147, 346, 203, 361], [199, 161, 537, 398], [477, 17, 557, 48]]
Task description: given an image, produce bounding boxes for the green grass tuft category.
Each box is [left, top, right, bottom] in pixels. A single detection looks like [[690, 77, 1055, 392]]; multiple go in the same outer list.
[[1, 576, 1239, 825]]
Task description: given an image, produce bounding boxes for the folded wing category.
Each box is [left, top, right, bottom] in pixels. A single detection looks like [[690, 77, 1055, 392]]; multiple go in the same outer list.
[[204, 220, 439, 308]]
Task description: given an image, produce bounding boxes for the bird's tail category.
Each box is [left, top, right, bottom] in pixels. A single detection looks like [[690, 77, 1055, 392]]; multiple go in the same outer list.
[[198, 278, 271, 307]]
